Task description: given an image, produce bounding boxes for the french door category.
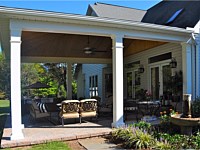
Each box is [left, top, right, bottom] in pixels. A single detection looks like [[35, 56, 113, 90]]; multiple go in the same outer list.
[[127, 70, 140, 99], [150, 63, 171, 100]]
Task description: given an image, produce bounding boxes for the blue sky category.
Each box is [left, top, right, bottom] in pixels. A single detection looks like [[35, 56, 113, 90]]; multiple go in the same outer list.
[[0, 1, 161, 15]]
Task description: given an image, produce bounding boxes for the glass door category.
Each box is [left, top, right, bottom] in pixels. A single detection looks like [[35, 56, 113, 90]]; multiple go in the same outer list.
[[162, 65, 171, 97], [127, 71, 141, 99], [127, 72, 133, 99], [151, 66, 160, 100], [150, 64, 171, 100]]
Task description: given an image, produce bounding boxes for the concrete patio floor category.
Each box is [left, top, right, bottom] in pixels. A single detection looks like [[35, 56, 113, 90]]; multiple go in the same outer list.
[[1, 114, 113, 149], [1, 111, 161, 149]]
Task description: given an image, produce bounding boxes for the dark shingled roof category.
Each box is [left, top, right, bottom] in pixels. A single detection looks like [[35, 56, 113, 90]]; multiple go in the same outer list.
[[86, 2, 146, 22], [142, 1, 200, 29]]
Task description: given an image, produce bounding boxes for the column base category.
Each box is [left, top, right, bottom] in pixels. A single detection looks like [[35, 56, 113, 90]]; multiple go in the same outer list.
[[10, 124, 24, 140], [111, 121, 125, 128], [10, 131, 24, 140]]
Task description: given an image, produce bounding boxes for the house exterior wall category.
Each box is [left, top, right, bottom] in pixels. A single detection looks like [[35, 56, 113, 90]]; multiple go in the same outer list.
[[124, 43, 182, 92], [76, 67, 85, 99], [196, 33, 200, 97], [81, 64, 108, 99]]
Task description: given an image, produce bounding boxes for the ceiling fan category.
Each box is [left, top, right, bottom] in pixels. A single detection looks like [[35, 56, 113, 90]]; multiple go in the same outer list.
[[84, 36, 108, 54]]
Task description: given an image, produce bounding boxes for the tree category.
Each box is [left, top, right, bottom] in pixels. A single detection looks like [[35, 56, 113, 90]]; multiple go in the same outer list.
[[43, 63, 67, 98], [0, 52, 10, 99], [21, 63, 58, 98]]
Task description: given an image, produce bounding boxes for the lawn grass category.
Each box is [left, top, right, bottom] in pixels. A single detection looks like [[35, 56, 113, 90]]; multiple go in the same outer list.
[[4, 141, 72, 150], [0, 100, 10, 145], [0, 99, 10, 114], [29, 141, 71, 150]]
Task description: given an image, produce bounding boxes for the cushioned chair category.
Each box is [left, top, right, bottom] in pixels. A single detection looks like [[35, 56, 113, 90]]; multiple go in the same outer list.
[[30, 100, 51, 121], [79, 99, 98, 123], [59, 100, 80, 126]]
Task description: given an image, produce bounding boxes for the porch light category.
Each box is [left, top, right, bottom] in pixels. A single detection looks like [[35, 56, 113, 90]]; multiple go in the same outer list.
[[138, 64, 144, 73], [169, 57, 177, 68]]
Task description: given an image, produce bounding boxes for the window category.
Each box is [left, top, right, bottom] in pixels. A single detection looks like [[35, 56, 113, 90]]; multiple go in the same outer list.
[[166, 8, 183, 24], [89, 75, 98, 97], [105, 74, 112, 98], [149, 52, 171, 64]]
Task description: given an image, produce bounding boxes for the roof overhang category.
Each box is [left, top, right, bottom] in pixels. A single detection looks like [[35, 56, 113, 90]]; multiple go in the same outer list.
[[0, 6, 192, 35], [0, 6, 193, 63]]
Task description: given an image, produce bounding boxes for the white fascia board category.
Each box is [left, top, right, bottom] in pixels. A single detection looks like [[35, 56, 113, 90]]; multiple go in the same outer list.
[[0, 6, 192, 36], [187, 20, 200, 34]]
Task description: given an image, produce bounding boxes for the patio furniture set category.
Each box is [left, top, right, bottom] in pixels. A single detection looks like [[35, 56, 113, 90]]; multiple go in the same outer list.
[[124, 99, 174, 122], [29, 99, 98, 126], [29, 95, 175, 126]]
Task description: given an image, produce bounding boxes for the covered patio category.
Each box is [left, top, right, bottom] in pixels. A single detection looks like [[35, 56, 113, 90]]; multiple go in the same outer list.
[[0, 6, 194, 142]]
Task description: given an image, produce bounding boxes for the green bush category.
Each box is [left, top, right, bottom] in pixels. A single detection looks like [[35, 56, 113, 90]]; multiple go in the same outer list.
[[111, 125, 155, 149], [133, 121, 151, 131], [192, 97, 200, 117], [155, 141, 172, 150], [0, 91, 6, 99], [111, 122, 200, 149]]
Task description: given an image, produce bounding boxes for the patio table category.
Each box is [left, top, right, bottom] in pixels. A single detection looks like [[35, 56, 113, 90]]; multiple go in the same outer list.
[[137, 101, 160, 116]]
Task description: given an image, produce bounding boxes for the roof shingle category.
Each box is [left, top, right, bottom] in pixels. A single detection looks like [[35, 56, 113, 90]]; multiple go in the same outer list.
[[86, 2, 146, 22]]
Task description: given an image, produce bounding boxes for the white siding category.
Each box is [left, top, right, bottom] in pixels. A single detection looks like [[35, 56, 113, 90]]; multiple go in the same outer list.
[[196, 34, 200, 97], [77, 67, 85, 99], [124, 43, 182, 91], [82, 64, 107, 98]]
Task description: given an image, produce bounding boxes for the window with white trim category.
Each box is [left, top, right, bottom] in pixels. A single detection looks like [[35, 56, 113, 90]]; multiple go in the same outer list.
[[89, 75, 98, 97]]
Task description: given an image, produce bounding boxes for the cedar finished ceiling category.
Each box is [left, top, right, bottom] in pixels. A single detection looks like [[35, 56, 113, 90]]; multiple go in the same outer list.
[[124, 39, 167, 57], [21, 31, 113, 59], [21, 31, 167, 59]]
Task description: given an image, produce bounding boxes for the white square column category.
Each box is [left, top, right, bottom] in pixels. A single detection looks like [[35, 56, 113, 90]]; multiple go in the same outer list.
[[111, 35, 125, 127], [67, 62, 72, 99], [182, 43, 192, 96], [195, 37, 200, 97], [10, 29, 24, 140]]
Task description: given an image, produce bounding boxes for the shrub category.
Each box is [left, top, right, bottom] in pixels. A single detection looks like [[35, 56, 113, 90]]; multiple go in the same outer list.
[[155, 141, 172, 150], [192, 97, 200, 117], [111, 124, 155, 149], [131, 129, 156, 149], [133, 121, 151, 131]]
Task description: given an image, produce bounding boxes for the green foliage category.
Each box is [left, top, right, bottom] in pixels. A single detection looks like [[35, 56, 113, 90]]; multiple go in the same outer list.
[[29, 141, 71, 150], [156, 133, 199, 149], [130, 129, 156, 149], [72, 80, 77, 95], [191, 132, 200, 149], [21, 63, 69, 98], [0, 91, 6, 99], [111, 121, 200, 149], [133, 121, 151, 131], [111, 124, 155, 149], [155, 141, 172, 150], [0, 53, 10, 99], [0, 100, 10, 145], [192, 97, 200, 117]]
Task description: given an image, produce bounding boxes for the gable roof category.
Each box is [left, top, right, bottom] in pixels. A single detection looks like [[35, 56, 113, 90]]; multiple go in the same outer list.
[[86, 2, 146, 22], [142, 1, 200, 29]]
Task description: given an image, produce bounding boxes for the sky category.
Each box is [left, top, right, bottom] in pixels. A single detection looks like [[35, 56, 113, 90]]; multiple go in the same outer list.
[[0, 1, 162, 15]]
